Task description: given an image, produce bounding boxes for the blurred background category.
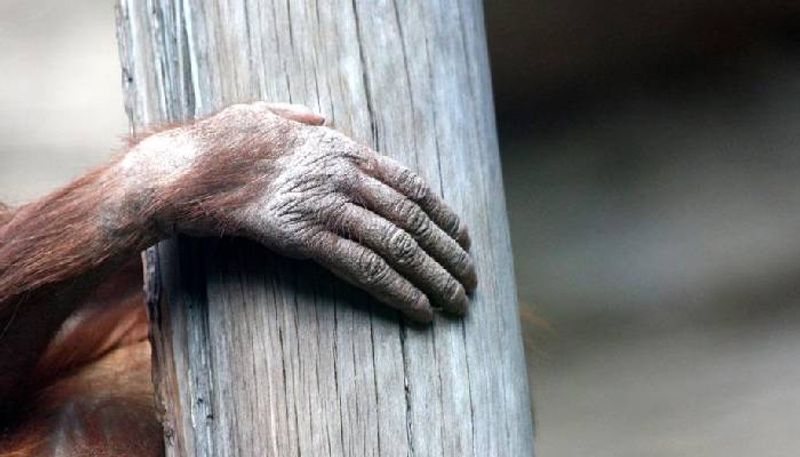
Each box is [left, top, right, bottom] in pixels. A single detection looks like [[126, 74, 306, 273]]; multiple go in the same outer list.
[[2, 0, 800, 455]]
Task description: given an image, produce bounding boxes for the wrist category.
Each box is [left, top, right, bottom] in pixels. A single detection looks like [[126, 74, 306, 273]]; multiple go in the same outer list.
[[114, 128, 200, 240]]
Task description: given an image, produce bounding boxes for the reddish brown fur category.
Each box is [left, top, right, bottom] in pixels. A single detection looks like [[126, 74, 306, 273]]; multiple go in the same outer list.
[[32, 258, 148, 383], [0, 109, 284, 445], [0, 108, 305, 455], [0, 159, 161, 455], [2, 340, 161, 456], [0, 165, 150, 306], [148, 111, 297, 237], [0, 103, 450, 456], [0, 114, 287, 455]]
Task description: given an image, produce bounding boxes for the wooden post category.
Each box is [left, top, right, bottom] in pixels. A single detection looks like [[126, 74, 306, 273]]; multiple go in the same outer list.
[[116, 1, 534, 455]]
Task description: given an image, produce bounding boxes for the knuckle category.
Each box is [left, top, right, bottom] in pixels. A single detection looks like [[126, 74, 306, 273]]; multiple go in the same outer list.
[[305, 230, 329, 249], [322, 200, 350, 230], [445, 278, 465, 303], [397, 200, 429, 236], [386, 230, 418, 265], [444, 213, 462, 236], [412, 217, 432, 240], [289, 226, 324, 254], [316, 129, 356, 157], [342, 143, 371, 163], [453, 249, 471, 272], [334, 167, 360, 193], [356, 250, 391, 286], [352, 149, 375, 170], [398, 169, 428, 201]]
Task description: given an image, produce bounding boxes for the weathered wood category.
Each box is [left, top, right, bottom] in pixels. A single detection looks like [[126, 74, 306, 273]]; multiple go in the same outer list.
[[116, 1, 534, 455]]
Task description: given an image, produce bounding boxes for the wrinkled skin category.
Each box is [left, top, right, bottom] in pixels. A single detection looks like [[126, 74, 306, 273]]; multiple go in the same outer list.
[[0, 102, 477, 455], [130, 102, 477, 321]]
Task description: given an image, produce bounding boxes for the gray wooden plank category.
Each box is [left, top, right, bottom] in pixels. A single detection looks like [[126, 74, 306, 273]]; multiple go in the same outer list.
[[116, 1, 535, 455]]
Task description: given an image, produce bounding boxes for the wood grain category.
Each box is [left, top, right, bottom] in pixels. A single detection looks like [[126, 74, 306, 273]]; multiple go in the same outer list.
[[116, 1, 534, 455]]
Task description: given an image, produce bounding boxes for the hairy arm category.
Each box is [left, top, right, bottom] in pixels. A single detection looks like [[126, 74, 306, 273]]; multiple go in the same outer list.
[[0, 161, 157, 412], [0, 102, 476, 411]]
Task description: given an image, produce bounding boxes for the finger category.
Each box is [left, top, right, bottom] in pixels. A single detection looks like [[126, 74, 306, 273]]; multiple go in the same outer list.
[[361, 154, 471, 250], [265, 103, 326, 126], [354, 176, 477, 292], [331, 203, 469, 314], [307, 231, 434, 323]]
